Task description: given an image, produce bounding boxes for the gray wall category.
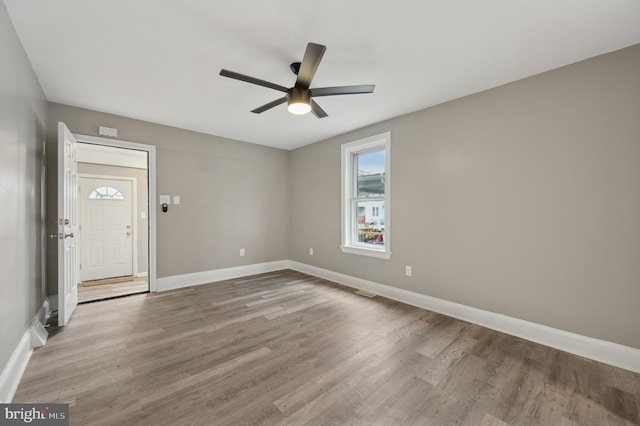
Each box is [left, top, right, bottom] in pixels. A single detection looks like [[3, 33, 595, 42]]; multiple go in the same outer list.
[[77, 163, 149, 275], [290, 44, 640, 350], [0, 3, 47, 375], [46, 103, 290, 295]]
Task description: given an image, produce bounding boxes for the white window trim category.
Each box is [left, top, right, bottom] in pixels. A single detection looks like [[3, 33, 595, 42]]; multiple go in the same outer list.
[[340, 131, 391, 259]]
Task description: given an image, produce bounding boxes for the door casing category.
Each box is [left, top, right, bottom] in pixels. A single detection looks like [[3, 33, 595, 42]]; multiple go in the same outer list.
[[73, 134, 157, 292]]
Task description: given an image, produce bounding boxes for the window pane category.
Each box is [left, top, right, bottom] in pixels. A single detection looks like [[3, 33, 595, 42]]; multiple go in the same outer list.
[[355, 200, 385, 246], [89, 186, 124, 200], [356, 150, 385, 197]]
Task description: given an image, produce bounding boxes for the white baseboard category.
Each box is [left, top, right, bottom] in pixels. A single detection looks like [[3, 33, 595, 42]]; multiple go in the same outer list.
[[0, 329, 33, 404], [288, 261, 640, 374], [0, 331, 32, 403], [156, 260, 290, 292], [0, 298, 52, 402], [135, 272, 149, 278]]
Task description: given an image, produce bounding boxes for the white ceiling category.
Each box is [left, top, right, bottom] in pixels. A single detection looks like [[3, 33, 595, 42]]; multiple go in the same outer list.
[[5, 0, 640, 150]]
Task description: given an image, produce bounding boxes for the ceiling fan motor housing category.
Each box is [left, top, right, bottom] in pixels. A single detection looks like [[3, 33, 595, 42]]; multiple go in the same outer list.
[[287, 87, 310, 105]]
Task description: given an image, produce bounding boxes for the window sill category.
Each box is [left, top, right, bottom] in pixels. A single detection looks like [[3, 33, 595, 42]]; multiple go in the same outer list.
[[340, 245, 391, 259]]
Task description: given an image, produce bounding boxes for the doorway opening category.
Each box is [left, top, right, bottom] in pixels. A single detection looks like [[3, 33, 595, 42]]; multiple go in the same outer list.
[[76, 142, 150, 303]]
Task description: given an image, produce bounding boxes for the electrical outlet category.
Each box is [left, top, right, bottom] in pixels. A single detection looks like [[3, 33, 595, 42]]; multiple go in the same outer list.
[[240, 248, 245, 256], [309, 248, 314, 255], [405, 265, 412, 277]]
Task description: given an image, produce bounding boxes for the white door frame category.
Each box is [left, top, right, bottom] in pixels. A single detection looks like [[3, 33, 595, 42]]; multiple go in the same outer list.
[[73, 133, 157, 292], [78, 174, 138, 279]]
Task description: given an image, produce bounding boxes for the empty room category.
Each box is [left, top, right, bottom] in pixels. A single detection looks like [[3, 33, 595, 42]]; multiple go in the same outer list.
[[1, 1, 639, 425]]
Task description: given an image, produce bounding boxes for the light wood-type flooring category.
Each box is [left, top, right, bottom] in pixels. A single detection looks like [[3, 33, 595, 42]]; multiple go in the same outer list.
[[78, 277, 148, 303], [15, 270, 640, 425]]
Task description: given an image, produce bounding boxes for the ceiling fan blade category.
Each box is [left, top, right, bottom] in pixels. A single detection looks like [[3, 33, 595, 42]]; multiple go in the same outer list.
[[251, 96, 287, 114], [295, 43, 326, 90], [310, 85, 375, 97], [311, 100, 328, 118], [220, 69, 288, 93]]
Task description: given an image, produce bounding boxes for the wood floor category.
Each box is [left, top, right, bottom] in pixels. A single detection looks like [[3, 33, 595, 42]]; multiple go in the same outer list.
[[15, 270, 640, 425], [78, 277, 148, 303]]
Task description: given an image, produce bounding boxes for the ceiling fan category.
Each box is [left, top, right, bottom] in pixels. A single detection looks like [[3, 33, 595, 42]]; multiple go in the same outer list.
[[219, 42, 375, 118]]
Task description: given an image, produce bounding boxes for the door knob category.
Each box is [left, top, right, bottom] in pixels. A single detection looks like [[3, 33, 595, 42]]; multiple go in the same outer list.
[[64, 233, 74, 239], [50, 233, 61, 239]]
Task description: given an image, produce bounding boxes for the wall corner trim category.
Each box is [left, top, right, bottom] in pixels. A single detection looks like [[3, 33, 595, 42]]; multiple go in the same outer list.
[[288, 261, 640, 374], [156, 260, 290, 292]]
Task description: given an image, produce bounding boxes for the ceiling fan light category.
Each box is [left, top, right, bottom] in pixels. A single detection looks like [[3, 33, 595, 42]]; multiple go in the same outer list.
[[287, 87, 312, 115], [287, 101, 311, 115]]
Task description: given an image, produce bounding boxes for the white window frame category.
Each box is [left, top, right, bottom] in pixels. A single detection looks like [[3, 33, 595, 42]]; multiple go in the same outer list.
[[340, 131, 391, 259]]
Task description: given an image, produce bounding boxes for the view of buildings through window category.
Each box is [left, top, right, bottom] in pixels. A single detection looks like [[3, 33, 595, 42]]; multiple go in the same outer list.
[[355, 149, 385, 245]]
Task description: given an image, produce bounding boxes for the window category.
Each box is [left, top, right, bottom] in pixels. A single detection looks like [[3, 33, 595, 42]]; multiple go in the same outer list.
[[89, 186, 124, 200], [341, 132, 391, 259]]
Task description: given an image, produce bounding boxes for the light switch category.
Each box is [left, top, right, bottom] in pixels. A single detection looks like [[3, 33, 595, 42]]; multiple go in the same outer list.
[[159, 195, 170, 205], [173, 196, 180, 205]]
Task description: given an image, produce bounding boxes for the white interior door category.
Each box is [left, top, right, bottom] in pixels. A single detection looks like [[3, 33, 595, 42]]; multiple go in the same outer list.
[[80, 178, 134, 281], [57, 122, 78, 327]]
